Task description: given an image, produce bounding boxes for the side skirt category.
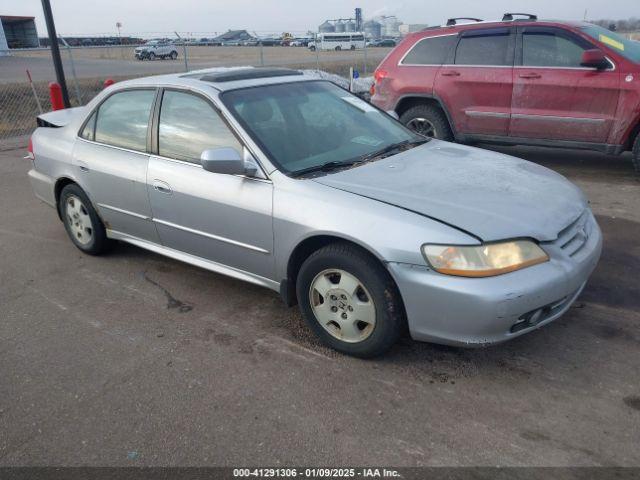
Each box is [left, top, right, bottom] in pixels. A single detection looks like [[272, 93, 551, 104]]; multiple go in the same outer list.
[[456, 133, 625, 155], [107, 229, 281, 292]]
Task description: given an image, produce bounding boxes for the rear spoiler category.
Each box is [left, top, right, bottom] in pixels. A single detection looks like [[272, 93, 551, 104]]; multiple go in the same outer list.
[[36, 106, 85, 128]]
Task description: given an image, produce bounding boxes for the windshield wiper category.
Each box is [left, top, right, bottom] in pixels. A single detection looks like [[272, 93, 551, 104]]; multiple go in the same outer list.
[[291, 160, 358, 177], [359, 138, 428, 162], [291, 139, 427, 178]]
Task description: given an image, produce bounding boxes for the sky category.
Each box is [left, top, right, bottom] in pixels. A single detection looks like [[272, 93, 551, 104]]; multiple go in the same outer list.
[[0, 0, 637, 36]]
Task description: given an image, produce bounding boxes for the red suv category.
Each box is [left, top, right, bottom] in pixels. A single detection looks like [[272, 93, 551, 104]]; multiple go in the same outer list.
[[371, 14, 640, 173]]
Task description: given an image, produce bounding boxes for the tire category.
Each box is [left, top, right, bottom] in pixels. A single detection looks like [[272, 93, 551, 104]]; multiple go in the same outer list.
[[350, 45, 356, 50], [400, 103, 453, 141], [148, 52, 156, 60], [170, 51, 178, 60], [309, 46, 316, 52], [296, 242, 405, 358], [58, 184, 112, 255], [335, 46, 342, 51], [632, 133, 640, 175]]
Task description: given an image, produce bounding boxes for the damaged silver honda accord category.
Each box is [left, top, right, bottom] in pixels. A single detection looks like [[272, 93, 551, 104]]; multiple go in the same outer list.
[[27, 68, 602, 357]]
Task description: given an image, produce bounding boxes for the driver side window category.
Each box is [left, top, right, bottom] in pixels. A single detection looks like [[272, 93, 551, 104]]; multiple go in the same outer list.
[[158, 90, 242, 163], [522, 31, 589, 68]]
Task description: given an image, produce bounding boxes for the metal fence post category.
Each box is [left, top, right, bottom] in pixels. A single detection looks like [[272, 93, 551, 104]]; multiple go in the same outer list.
[[174, 31, 189, 72], [58, 35, 82, 104], [363, 41, 368, 76], [259, 41, 264, 66]]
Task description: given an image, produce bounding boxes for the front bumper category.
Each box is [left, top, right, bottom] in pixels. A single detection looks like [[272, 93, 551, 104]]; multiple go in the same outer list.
[[388, 212, 603, 347]]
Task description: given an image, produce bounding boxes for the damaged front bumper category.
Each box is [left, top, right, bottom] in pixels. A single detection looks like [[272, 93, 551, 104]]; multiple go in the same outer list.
[[388, 212, 603, 347]]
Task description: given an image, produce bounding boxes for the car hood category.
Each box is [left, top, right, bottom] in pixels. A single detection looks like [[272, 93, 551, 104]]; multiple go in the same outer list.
[[312, 141, 587, 242]]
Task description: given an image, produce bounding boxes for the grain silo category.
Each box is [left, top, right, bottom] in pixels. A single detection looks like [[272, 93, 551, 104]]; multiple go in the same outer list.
[[363, 20, 381, 39], [335, 19, 346, 33], [345, 19, 356, 32], [319, 20, 335, 33]]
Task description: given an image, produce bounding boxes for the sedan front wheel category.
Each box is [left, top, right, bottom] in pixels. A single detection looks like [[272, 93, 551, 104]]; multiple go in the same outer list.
[[296, 243, 405, 357]]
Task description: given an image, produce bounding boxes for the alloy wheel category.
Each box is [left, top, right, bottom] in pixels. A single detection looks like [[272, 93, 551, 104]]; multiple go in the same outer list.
[[309, 269, 376, 343], [65, 195, 93, 245], [406, 117, 437, 138]]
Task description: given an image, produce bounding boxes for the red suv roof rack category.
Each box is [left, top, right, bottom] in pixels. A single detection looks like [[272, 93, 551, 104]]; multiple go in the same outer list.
[[445, 17, 483, 27], [502, 13, 537, 21]]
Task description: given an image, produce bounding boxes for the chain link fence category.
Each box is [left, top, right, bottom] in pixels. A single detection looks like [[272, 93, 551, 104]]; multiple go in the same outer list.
[[1, 42, 387, 148]]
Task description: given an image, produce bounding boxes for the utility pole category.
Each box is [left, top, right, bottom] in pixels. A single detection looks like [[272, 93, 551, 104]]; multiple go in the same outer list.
[[41, 0, 70, 108]]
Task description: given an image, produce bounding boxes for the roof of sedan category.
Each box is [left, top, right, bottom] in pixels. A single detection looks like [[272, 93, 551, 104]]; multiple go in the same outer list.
[[116, 67, 317, 92]]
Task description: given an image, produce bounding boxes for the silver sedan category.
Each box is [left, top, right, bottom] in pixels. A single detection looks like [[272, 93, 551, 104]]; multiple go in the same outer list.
[[27, 68, 602, 357]]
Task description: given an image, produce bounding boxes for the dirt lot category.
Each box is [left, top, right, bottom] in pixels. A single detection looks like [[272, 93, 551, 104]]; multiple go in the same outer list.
[[0, 145, 639, 466]]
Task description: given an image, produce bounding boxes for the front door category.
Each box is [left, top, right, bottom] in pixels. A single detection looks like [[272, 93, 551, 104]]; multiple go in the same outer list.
[[434, 27, 515, 136], [73, 88, 160, 243], [510, 26, 621, 143], [147, 89, 274, 280]]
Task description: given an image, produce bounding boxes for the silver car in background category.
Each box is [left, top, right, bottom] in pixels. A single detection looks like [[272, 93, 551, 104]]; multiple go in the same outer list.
[[27, 68, 602, 357]]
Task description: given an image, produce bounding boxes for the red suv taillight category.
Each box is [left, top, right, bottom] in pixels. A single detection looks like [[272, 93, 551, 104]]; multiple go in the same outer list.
[[371, 69, 389, 96]]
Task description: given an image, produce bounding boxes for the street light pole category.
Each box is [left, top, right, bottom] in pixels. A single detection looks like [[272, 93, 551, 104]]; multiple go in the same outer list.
[[41, 0, 70, 108]]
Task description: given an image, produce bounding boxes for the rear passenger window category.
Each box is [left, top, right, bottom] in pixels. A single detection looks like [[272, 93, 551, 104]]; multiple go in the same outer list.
[[94, 90, 155, 151], [401, 35, 457, 65], [158, 90, 242, 163], [522, 31, 589, 68], [455, 31, 511, 66]]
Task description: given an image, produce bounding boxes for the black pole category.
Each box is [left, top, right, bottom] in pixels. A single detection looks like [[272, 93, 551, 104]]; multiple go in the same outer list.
[[41, 0, 70, 108]]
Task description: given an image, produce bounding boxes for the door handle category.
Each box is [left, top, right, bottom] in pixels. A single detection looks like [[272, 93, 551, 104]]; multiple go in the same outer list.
[[519, 73, 541, 79], [77, 161, 90, 172], [441, 70, 461, 77], [152, 180, 172, 195]]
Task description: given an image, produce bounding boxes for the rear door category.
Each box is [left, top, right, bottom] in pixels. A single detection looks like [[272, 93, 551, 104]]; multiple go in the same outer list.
[[73, 88, 160, 243], [396, 33, 458, 108], [146, 89, 274, 280], [434, 27, 515, 136], [510, 26, 620, 142]]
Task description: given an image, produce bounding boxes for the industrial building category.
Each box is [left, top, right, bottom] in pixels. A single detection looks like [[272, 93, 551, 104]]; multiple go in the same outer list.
[[1, 15, 39, 54]]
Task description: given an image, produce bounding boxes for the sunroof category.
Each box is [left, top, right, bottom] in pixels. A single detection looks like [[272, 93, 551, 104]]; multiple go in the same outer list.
[[199, 68, 303, 83]]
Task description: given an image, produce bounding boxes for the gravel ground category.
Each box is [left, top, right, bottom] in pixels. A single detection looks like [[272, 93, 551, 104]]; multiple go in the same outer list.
[[0, 145, 639, 467]]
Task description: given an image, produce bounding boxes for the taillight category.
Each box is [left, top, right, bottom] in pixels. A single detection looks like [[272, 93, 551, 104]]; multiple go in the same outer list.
[[26, 137, 35, 161], [374, 69, 388, 84]]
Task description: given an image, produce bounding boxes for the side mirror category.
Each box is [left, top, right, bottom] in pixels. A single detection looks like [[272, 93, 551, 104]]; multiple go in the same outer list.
[[201, 148, 246, 175], [580, 49, 609, 70]]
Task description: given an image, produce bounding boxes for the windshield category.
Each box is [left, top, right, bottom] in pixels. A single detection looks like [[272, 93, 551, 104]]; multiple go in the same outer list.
[[581, 24, 640, 63], [221, 81, 424, 175]]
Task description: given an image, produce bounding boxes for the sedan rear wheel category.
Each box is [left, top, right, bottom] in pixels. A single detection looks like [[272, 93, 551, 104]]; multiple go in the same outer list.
[[148, 52, 156, 60], [59, 184, 112, 255], [296, 242, 405, 357]]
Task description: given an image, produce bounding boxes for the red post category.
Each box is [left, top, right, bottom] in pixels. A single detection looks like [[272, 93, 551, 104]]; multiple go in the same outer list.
[[103, 78, 115, 88], [49, 82, 64, 111]]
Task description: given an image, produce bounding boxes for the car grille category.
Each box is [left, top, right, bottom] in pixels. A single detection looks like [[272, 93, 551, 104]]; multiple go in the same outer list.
[[554, 210, 593, 258]]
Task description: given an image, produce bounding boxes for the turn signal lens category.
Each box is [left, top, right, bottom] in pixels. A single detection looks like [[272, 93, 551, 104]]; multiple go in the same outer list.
[[374, 69, 388, 83], [422, 240, 548, 277]]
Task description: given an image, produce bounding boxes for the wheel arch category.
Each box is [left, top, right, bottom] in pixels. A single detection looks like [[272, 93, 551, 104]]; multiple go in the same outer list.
[[54, 177, 78, 220], [394, 94, 457, 136], [280, 234, 402, 309]]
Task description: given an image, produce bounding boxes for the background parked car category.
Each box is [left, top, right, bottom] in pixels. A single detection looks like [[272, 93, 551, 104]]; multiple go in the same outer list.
[[367, 39, 397, 47], [370, 13, 640, 174], [134, 40, 178, 60]]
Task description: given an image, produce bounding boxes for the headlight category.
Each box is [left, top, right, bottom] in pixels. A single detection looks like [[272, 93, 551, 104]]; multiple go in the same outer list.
[[422, 240, 548, 277]]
